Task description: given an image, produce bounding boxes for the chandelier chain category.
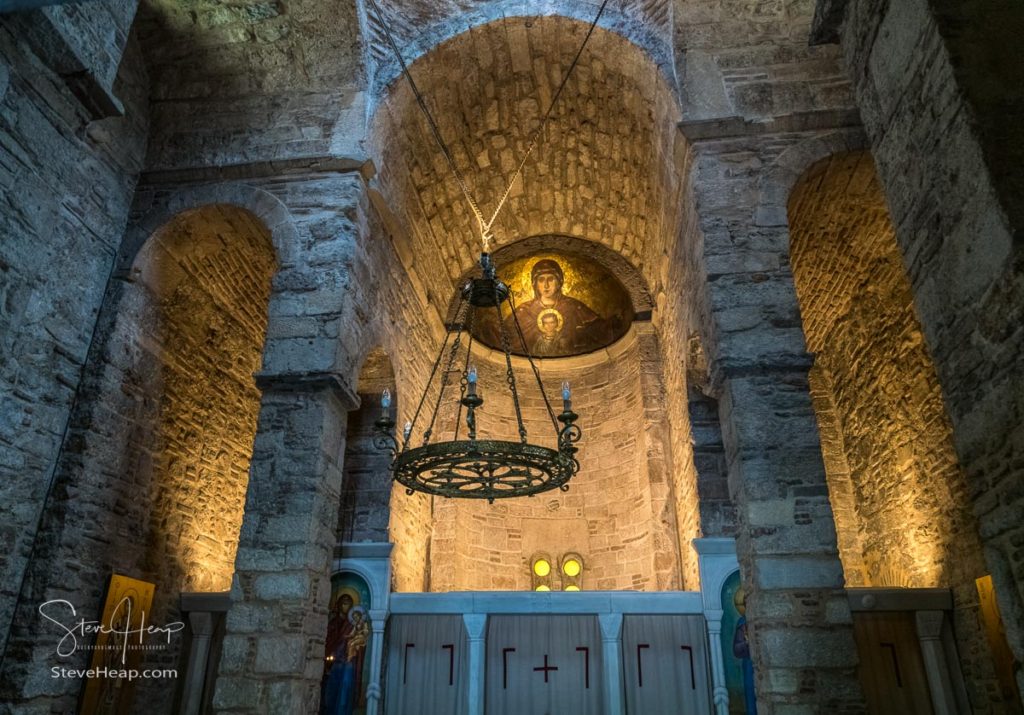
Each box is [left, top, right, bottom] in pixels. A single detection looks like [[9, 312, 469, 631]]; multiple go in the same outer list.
[[483, 0, 611, 236], [402, 290, 465, 450], [452, 302, 476, 442], [493, 286, 529, 443], [366, 0, 611, 251], [506, 289, 561, 433], [421, 297, 469, 445]]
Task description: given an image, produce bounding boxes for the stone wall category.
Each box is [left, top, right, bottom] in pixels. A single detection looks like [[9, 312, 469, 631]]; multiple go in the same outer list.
[[674, 0, 855, 123], [0, 202, 275, 712], [789, 150, 1001, 707], [137, 0, 366, 169], [338, 349, 397, 544], [428, 329, 683, 592], [828, 0, 1024, 700], [0, 14, 148, 663]]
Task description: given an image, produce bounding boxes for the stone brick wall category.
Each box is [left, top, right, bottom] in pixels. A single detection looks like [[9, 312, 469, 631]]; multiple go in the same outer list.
[[830, 0, 1024, 701], [0, 202, 275, 712], [0, 16, 148, 661], [427, 330, 683, 592], [789, 150, 1002, 707], [338, 349, 397, 543], [674, 0, 855, 122], [137, 0, 367, 169]]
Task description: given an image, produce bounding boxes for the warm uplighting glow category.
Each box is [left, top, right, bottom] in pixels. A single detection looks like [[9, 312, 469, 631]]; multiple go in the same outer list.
[[533, 559, 551, 577], [535, 585, 551, 592], [562, 559, 581, 577], [564, 585, 580, 592]]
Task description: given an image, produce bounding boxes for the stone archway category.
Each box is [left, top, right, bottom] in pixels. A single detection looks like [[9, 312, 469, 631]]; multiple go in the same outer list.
[[788, 149, 1006, 708]]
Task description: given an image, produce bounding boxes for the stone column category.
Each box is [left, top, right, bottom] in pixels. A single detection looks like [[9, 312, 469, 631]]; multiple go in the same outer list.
[[598, 613, 624, 715], [212, 372, 355, 713], [915, 610, 960, 715], [718, 367, 862, 713], [686, 137, 864, 711], [463, 614, 487, 715], [366, 608, 388, 715]]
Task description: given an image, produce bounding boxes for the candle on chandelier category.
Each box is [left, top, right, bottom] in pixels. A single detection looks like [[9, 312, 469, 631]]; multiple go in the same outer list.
[[381, 388, 391, 412], [403, 421, 412, 441], [467, 365, 478, 395], [561, 381, 571, 411]]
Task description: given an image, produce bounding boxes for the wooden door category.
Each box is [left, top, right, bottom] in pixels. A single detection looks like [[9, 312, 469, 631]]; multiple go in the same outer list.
[[853, 611, 934, 715]]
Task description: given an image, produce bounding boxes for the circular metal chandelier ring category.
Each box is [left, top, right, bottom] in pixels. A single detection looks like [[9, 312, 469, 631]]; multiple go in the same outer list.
[[392, 439, 578, 502]]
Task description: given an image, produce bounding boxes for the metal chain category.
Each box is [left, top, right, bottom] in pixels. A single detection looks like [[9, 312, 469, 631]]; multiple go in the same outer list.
[[506, 288, 561, 434], [422, 298, 469, 444], [403, 290, 465, 450], [482, 0, 611, 236], [494, 287, 529, 443], [366, 0, 612, 251], [452, 298, 476, 442]]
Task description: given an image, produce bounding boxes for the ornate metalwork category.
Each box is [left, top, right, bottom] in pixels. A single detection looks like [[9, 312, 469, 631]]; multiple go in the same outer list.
[[375, 252, 584, 501]]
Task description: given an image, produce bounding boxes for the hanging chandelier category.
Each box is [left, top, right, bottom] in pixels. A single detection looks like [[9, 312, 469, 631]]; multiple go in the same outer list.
[[365, 0, 610, 499], [374, 253, 582, 502]]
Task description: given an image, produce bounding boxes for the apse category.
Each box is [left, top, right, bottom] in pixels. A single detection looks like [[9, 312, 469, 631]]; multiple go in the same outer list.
[[367, 14, 710, 591]]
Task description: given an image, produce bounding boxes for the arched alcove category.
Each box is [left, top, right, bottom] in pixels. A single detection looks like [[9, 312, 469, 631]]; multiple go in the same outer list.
[[788, 150, 997, 700], [369, 15, 721, 591], [129, 204, 276, 598], [338, 348, 397, 543]]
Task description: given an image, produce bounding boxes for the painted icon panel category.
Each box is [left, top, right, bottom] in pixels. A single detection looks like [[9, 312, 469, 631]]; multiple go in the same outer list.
[[322, 572, 373, 715], [471, 252, 634, 358], [721, 570, 757, 714]]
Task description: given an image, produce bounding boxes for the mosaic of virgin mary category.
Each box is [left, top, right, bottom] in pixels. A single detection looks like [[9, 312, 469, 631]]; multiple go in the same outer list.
[[473, 252, 633, 358]]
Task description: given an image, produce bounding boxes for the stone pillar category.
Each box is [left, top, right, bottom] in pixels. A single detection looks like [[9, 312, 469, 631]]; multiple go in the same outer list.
[[718, 368, 862, 713], [463, 614, 487, 715], [915, 610, 960, 715], [366, 608, 388, 715], [212, 372, 355, 713], [598, 613, 624, 715]]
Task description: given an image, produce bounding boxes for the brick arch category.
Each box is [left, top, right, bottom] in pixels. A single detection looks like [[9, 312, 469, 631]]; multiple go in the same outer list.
[[119, 182, 299, 274], [787, 149, 999, 700], [755, 130, 869, 226], [365, 0, 677, 96]]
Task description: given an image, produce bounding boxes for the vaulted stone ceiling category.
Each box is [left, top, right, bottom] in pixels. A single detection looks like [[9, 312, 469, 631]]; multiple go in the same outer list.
[[368, 14, 685, 318]]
